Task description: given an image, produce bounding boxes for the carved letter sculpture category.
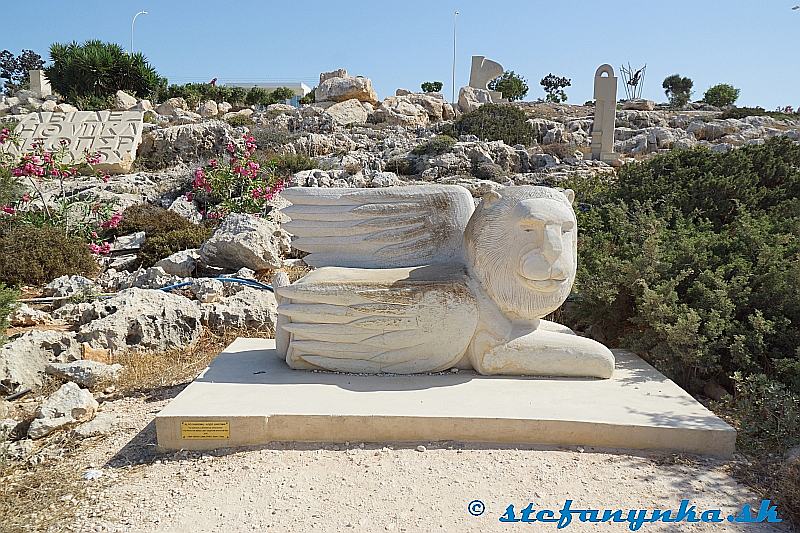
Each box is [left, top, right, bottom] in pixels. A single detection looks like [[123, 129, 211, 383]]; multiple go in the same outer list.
[[468, 55, 506, 104], [275, 185, 614, 378], [590, 64, 618, 163]]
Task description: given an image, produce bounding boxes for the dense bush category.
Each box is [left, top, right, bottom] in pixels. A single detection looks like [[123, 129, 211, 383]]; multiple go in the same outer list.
[[138, 226, 211, 267], [115, 204, 194, 237], [702, 83, 740, 107], [565, 137, 800, 398], [0, 224, 99, 286], [489, 71, 529, 102], [299, 88, 316, 105], [720, 106, 798, 121], [447, 104, 534, 146], [225, 114, 254, 127], [0, 283, 18, 343], [267, 152, 316, 175], [420, 81, 443, 93], [46, 40, 166, 103], [662, 74, 693, 108], [411, 135, 456, 156]]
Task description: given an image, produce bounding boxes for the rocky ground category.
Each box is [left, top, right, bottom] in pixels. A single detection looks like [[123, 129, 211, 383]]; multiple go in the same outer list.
[[2, 383, 791, 532]]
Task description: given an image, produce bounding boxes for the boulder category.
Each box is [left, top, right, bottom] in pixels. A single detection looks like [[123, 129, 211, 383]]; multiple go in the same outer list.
[[155, 249, 200, 277], [138, 120, 237, 167], [200, 213, 289, 271], [323, 98, 368, 126], [201, 286, 278, 331], [218, 102, 232, 114], [54, 103, 79, 113], [8, 303, 52, 327], [155, 97, 188, 116], [264, 103, 296, 118], [316, 73, 378, 105], [114, 90, 138, 110], [73, 412, 116, 438], [40, 100, 57, 112], [75, 288, 202, 354], [198, 100, 219, 118], [621, 99, 656, 111], [372, 97, 429, 128], [0, 330, 80, 392], [134, 99, 153, 112], [45, 360, 123, 390], [44, 275, 97, 299], [190, 278, 226, 303], [458, 86, 495, 113], [168, 195, 203, 224], [28, 382, 98, 439]]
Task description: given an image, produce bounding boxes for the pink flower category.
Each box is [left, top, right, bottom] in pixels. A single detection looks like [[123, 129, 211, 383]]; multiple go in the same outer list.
[[226, 142, 236, 154], [100, 212, 123, 229], [1, 205, 15, 215], [21, 193, 31, 202], [85, 151, 103, 165], [208, 158, 218, 168], [185, 191, 194, 202], [88, 242, 112, 255], [102, 174, 110, 183], [0, 128, 9, 144], [91, 231, 98, 239]]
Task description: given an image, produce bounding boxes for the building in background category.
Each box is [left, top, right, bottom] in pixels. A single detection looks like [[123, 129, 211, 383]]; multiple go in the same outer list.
[[224, 81, 312, 106]]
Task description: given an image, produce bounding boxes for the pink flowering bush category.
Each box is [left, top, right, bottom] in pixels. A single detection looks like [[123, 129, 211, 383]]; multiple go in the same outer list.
[[190, 133, 286, 220]]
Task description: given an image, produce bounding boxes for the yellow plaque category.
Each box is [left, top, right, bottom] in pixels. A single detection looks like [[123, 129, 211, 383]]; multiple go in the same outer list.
[[180, 420, 230, 440]]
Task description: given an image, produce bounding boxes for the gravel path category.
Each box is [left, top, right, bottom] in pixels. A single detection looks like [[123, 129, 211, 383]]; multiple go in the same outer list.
[[53, 387, 790, 533]]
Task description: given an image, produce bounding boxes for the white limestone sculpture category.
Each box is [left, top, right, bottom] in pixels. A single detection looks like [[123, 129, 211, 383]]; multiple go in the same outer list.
[[590, 64, 618, 163], [468, 55, 506, 103], [274, 185, 614, 378], [29, 70, 52, 98]]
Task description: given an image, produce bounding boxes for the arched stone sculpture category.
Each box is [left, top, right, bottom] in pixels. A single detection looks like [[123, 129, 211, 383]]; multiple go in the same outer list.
[[591, 64, 618, 163], [467, 55, 506, 104], [274, 185, 615, 379]]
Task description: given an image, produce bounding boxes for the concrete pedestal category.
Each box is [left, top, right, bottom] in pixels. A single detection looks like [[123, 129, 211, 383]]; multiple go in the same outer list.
[[155, 338, 736, 456]]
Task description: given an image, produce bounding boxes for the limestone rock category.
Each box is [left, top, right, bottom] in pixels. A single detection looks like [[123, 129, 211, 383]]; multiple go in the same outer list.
[[138, 120, 236, 167], [320, 69, 348, 84], [201, 287, 278, 331], [111, 231, 146, 251], [458, 87, 495, 113], [190, 278, 226, 303], [218, 102, 232, 114], [54, 103, 78, 113], [28, 382, 98, 439], [0, 330, 80, 392], [40, 99, 57, 112], [200, 213, 289, 271], [264, 103, 296, 118], [73, 411, 116, 438], [114, 90, 138, 110], [155, 249, 200, 277], [199, 100, 219, 117], [168, 195, 203, 224], [621, 99, 655, 111], [8, 303, 52, 327], [323, 99, 368, 126], [316, 74, 378, 105], [46, 360, 123, 390], [44, 275, 97, 299], [372, 97, 429, 128], [76, 288, 202, 354], [155, 97, 187, 116]]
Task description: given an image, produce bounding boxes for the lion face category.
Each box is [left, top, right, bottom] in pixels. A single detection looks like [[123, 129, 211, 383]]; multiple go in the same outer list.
[[464, 186, 577, 320]]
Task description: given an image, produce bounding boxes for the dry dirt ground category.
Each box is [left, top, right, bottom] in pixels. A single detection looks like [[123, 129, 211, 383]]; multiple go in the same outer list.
[[1, 384, 790, 533]]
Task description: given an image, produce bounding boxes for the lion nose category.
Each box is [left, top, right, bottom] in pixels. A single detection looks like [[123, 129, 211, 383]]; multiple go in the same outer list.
[[542, 224, 563, 264]]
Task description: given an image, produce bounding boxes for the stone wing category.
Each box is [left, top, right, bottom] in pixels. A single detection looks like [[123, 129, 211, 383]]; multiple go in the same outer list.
[[280, 185, 475, 268], [274, 265, 478, 373]]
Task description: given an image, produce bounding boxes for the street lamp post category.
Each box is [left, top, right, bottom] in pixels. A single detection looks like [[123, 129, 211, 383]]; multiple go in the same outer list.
[[131, 11, 148, 54], [452, 10, 459, 104]]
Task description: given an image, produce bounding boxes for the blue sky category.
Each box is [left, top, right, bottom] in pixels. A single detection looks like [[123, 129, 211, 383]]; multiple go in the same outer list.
[[3, 0, 799, 108]]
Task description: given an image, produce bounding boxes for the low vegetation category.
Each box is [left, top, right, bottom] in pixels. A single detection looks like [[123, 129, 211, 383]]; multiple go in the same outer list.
[[162, 83, 294, 109], [446, 104, 534, 146], [0, 283, 18, 343], [702, 83, 740, 108], [411, 134, 456, 156], [662, 74, 693, 108], [489, 71, 529, 102]]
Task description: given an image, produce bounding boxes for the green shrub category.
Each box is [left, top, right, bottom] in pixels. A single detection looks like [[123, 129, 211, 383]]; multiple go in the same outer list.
[[564, 137, 800, 397], [720, 106, 797, 121], [73, 94, 115, 111], [0, 224, 98, 286], [225, 114, 254, 127], [229, 87, 247, 106], [385, 156, 414, 176], [0, 49, 45, 95], [138, 226, 212, 267], [299, 88, 316, 105], [420, 81, 443, 93], [46, 40, 167, 103], [0, 283, 18, 343], [115, 204, 194, 237], [411, 135, 456, 156], [702, 83, 740, 107], [449, 104, 534, 146], [489, 71, 529, 102], [0, 169, 24, 206], [245, 87, 270, 107], [268, 152, 316, 175], [269, 87, 295, 103], [662, 74, 693, 108]]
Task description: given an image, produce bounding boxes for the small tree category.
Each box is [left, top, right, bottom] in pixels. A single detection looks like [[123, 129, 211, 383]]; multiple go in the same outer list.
[[489, 71, 529, 101], [540, 73, 571, 103], [662, 74, 693, 108], [702, 83, 740, 107], [0, 49, 45, 95], [420, 81, 443, 93], [299, 87, 316, 104], [269, 87, 295, 104]]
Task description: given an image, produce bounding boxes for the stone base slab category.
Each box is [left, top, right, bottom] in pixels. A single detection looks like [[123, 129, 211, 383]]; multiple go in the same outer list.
[[155, 338, 736, 457]]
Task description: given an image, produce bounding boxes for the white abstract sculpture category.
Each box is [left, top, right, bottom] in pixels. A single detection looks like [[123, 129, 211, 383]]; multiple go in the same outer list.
[[274, 185, 614, 379], [591, 64, 618, 163], [468, 55, 505, 103]]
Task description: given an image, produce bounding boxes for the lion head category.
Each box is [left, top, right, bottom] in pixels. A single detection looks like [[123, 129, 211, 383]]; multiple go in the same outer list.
[[464, 186, 577, 320]]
